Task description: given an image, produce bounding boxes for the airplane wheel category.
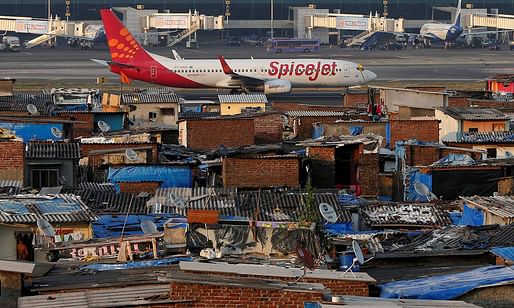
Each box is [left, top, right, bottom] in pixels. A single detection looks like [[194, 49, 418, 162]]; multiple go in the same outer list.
[[276, 49, 282, 53], [303, 48, 310, 53]]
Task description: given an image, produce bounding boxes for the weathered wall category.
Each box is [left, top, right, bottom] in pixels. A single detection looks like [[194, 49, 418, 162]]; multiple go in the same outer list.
[[180, 119, 255, 150], [0, 141, 24, 181], [222, 157, 300, 188]]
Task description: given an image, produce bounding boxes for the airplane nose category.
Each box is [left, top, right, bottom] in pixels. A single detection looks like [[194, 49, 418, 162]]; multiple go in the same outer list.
[[364, 70, 377, 82]]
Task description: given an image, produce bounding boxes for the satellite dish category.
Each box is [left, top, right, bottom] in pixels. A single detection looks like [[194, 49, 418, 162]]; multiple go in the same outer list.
[[51, 127, 63, 138], [97, 120, 111, 134], [37, 218, 55, 237], [170, 193, 186, 209], [506, 151, 513, 158], [296, 245, 316, 271], [352, 240, 365, 265], [342, 240, 374, 278], [125, 148, 138, 161], [27, 104, 38, 115], [319, 202, 338, 223], [140, 220, 159, 234], [414, 182, 438, 201]]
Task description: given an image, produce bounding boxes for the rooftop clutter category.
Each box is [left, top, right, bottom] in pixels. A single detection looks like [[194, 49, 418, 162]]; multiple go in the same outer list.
[[1, 85, 514, 308]]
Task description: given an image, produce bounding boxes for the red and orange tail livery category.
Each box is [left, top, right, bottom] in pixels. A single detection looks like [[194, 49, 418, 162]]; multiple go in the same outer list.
[[100, 9, 147, 64]]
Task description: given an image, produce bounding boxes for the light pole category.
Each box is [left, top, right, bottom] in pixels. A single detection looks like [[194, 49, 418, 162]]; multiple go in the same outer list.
[[270, 0, 274, 39]]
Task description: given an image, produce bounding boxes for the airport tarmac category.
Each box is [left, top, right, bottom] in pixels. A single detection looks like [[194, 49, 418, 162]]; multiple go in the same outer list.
[[1, 43, 512, 104]]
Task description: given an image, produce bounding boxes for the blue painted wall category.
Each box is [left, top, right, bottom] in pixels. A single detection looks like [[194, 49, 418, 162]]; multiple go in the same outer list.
[[94, 113, 124, 132], [0, 122, 63, 143]]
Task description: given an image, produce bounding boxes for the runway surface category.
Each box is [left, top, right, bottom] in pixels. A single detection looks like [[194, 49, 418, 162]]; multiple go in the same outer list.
[[1, 42, 513, 104]]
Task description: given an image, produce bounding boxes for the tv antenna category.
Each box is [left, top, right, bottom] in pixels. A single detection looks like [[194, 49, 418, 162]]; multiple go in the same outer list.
[[124, 148, 138, 161], [342, 240, 373, 278], [97, 120, 111, 136], [319, 202, 338, 223], [51, 127, 63, 139], [140, 220, 159, 234], [413, 182, 438, 201], [36, 217, 57, 248], [27, 104, 38, 115]]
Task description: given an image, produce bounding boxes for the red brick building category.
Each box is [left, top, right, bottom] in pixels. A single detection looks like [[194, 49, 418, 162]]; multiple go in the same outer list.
[[222, 155, 301, 188], [389, 119, 440, 146], [178, 117, 255, 150], [0, 140, 24, 181]]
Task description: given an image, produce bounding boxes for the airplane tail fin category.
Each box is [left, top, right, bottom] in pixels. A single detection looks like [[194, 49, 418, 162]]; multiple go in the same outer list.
[[99, 9, 150, 64], [453, 0, 462, 26]]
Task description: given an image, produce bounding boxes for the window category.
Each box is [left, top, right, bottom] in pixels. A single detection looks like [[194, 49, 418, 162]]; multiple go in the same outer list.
[[487, 148, 497, 158], [468, 128, 479, 133], [149, 111, 157, 121], [161, 108, 175, 115], [31, 169, 59, 189]]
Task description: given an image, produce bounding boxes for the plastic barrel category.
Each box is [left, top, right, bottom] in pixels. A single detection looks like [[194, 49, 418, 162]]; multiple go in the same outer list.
[[338, 252, 360, 272]]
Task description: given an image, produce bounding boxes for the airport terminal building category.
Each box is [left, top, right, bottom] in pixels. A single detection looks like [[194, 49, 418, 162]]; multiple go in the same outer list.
[[5, 1, 514, 20]]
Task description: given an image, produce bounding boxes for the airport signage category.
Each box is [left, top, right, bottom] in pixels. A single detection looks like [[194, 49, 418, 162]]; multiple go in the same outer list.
[[15, 20, 48, 34], [335, 16, 368, 31], [152, 15, 189, 29]]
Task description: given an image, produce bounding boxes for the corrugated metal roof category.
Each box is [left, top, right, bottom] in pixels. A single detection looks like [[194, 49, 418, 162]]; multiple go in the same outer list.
[[459, 131, 514, 144], [0, 93, 53, 114], [77, 187, 151, 214], [461, 196, 514, 219], [148, 189, 351, 222], [286, 111, 351, 117], [122, 92, 181, 104], [0, 180, 22, 195], [360, 203, 451, 227], [0, 194, 97, 223], [490, 223, 514, 247], [78, 182, 116, 192], [150, 187, 238, 217], [26, 142, 81, 159], [18, 284, 175, 308], [218, 94, 268, 104], [438, 107, 508, 121]]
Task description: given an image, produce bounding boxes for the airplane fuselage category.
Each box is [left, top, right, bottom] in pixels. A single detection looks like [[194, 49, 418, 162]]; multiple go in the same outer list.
[[420, 23, 463, 42], [109, 53, 375, 89]]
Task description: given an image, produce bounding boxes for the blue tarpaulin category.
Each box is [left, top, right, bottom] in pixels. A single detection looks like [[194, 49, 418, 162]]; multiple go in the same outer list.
[[79, 256, 193, 271], [0, 122, 63, 142], [349, 126, 363, 136], [93, 214, 181, 238], [491, 247, 514, 262], [107, 165, 192, 190], [94, 113, 124, 132], [460, 204, 484, 226], [324, 223, 353, 235], [380, 265, 514, 300]]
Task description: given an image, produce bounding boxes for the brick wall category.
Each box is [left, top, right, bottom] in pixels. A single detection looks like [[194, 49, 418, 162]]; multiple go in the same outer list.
[[185, 119, 255, 150], [119, 181, 160, 194], [253, 113, 283, 144], [404, 144, 483, 166], [222, 157, 300, 188], [294, 116, 347, 139], [271, 102, 346, 112], [390, 120, 439, 146], [343, 92, 375, 108], [169, 280, 324, 308], [0, 141, 24, 181], [57, 113, 94, 138], [181, 271, 370, 297], [468, 99, 514, 108], [80, 143, 158, 168], [359, 153, 379, 196], [448, 97, 469, 107], [308, 146, 336, 188]]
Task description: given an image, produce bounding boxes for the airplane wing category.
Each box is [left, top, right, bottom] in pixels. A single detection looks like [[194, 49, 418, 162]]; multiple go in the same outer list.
[[91, 59, 139, 69], [218, 56, 269, 86]]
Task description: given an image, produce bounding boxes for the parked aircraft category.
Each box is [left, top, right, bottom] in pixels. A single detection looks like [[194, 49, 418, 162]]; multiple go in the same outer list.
[[94, 9, 377, 94], [420, 0, 463, 43]]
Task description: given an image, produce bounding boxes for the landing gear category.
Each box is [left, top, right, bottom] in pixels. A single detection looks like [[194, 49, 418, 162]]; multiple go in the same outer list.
[[230, 87, 250, 94]]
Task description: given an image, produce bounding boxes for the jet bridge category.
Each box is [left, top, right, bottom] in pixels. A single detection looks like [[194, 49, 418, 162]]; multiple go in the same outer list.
[[466, 13, 514, 31]]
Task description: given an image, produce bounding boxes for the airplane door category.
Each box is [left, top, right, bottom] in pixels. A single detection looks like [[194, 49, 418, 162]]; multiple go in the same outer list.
[[151, 66, 157, 79], [343, 65, 349, 77]]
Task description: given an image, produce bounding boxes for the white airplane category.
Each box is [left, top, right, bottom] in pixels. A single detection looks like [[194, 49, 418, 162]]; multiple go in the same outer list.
[[95, 9, 377, 94], [420, 0, 463, 43]]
